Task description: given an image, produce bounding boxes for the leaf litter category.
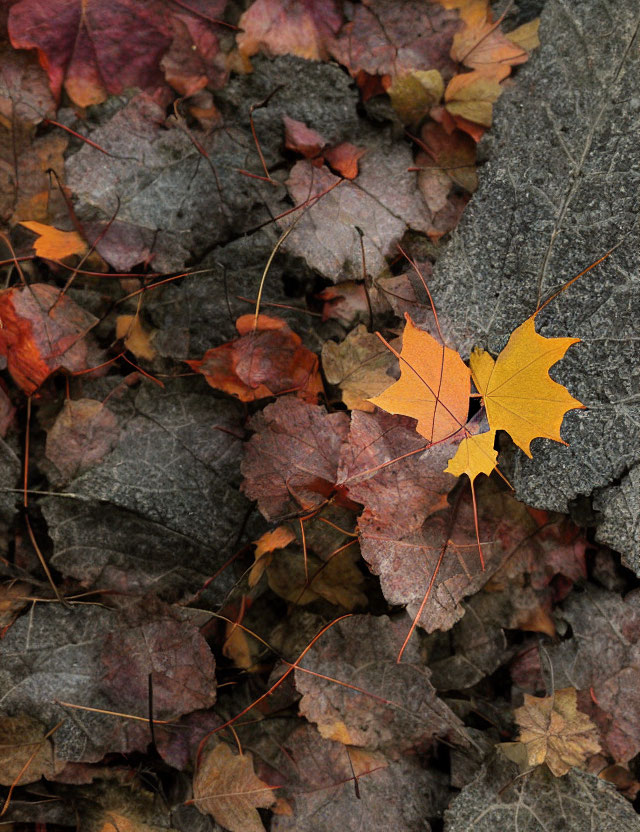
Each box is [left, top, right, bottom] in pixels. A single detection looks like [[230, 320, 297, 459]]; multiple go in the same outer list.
[[0, 0, 638, 830]]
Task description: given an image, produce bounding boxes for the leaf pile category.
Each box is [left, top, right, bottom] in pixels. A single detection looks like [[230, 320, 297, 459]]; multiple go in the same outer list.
[[0, 0, 638, 831]]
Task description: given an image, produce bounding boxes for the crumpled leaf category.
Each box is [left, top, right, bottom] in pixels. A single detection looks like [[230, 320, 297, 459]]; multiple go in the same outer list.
[[45, 398, 120, 483], [470, 315, 584, 457], [369, 313, 470, 444], [0, 600, 216, 763], [193, 742, 276, 832], [328, 0, 459, 80], [322, 324, 396, 412], [294, 614, 468, 754], [0, 283, 98, 394], [444, 752, 640, 832], [241, 397, 350, 521], [280, 143, 433, 281], [0, 714, 64, 785], [270, 722, 450, 831], [502, 687, 600, 776], [186, 314, 322, 403], [237, 0, 342, 61]]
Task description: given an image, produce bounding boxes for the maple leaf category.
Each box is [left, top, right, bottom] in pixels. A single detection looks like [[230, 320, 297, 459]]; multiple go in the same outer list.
[[470, 316, 584, 457], [186, 314, 322, 404], [369, 313, 469, 444], [193, 742, 276, 832], [450, 16, 529, 81], [19, 221, 88, 260], [502, 687, 601, 776], [444, 70, 502, 127], [444, 430, 497, 482]]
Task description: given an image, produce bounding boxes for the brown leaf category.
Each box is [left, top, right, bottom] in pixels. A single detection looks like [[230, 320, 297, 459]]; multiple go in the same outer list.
[[249, 525, 296, 587], [0, 714, 63, 785], [193, 742, 276, 832], [0, 283, 98, 394], [294, 614, 467, 754], [237, 0, 342, 61], [241, 397, 350, 521], [283, 115, 326, 158], [322, 325, 397, 412], [323, 142, 366, 180], [0, 580, 30, 629], [186, 314, 322, 403], [45, 398, 120, 483], [504, 688, 600, 776]]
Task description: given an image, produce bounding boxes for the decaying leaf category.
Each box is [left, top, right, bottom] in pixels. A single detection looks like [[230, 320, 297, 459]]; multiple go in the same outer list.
[[187, 314, 322, 403], [322, 324, 396, 412], [241, 397, 350, 521], [470, 315, 584, 457], [193, 742, 276, 832], [502, 687, 600, 776], [369, 313, 469, 443], [0, 283, 99, 394]]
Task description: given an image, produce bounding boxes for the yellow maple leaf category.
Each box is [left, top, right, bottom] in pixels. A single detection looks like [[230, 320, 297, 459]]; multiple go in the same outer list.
[[369, 313, 470, 443], [502, 688, 601, 777], [469, 316, 584, 457], [444, 429, 497, 481]]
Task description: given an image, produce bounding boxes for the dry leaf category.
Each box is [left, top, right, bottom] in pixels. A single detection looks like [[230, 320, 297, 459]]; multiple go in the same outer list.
[[116, 314, 157, 361], [193, 742, 276, 832], [470, 316, 584, 457], [444, 430, 497, 482], [388, 69, 444, 125], [249, 525, 296, 587], [322, 325, 396, 412], [503, 687, 601, 776], [369, 313, 469, 443], [444, 70, 502, 127], [19, 221, 88, 260]]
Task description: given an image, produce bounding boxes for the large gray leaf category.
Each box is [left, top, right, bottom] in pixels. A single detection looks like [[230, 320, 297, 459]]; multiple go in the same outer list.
[[429, 2, 640, 550], [444, 752, 640, 831], [42, 382, 251, 604]]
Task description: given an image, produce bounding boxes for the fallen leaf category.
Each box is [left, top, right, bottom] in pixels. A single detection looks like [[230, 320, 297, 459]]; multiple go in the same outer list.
[[0, 580, 30, 629], [223, 621, 255, 670], [193, 742, 276, 832], [434, 0, 489, 27], [323, 142, 366, 179], [470, 315, 584, 457], [294, 614, 467, 754], [250, 525, 296, 587], [317, 282, 370, 326], [0, 283, 98, 394], [369, 313, 470, 443], [445, 752, 640, 832], [283, 115, 326, 158], [444, 430, 497, 482], [270, 722, 450, 832], [0, 714, 63, 785], [507, 18, 541, 53], [444, 70, 502, 127], [389, 69, 444, 125], [45, 398, 120, 484], [328, 0, 459, 80], [417, 120, 477, 194], [451, 16, 529, 80], [322, 324, 396, 412], [503, 687, 600, 776], [115, 314, 157, 361], [19, 221, 88, 260], [186, 314, 322, 403], [337, 409, 455, 532], [237, 0, 342, 60], [241, 397, 350, 521]]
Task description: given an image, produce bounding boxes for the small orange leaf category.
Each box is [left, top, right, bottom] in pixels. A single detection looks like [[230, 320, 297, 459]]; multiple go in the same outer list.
[[20, 221, 87, 260], [249, 525, 295, 587], [115, 314, 156, 361], [469, 316, 584, 457], [451, 18, 529, 80], [369, 313, 469, 444]]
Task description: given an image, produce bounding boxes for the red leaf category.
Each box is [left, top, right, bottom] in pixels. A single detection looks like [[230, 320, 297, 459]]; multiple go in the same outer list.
[[0, 284, 98, 394], [283, 116, 326, 158], [241, 396, 350, 521], [324, 142, 366, 180], [186, 314, 323, 403]]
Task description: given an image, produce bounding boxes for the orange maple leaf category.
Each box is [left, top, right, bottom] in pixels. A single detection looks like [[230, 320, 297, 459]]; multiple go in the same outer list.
[[19, 221, 87, 260], [368, 313, 469, 444]]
